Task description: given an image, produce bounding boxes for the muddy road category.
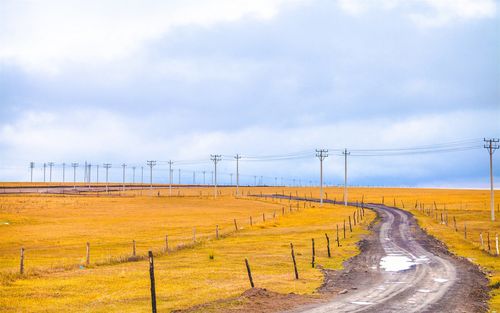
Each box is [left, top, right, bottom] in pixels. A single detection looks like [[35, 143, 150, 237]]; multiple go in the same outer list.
[[282, 200, 489, 313]]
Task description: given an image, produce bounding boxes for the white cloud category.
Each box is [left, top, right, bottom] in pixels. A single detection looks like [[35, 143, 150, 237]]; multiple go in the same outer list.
[[0, 0, 307, 74], [1, 107, 495, 185], [409, 0, 497, 27], [336, 0, 497, 27]]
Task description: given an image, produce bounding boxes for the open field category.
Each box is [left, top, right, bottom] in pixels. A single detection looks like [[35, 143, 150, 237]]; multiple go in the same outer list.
[[1, 185, 498, 311], [0, 190, 373, 312]]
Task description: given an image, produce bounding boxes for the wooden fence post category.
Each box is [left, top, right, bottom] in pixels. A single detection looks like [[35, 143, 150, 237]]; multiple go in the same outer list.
[[311, 238, 315, 268], [20, 247, 24, 275], [148, 251, 157, 313], [263, 213, 265, 222], [453, 216, 457, 232], [336, 224, 340, 247], [165, 235, 169, 252], [348, 216, 352, 232], [193, 228, 196, 243], [86, 242, 90, 266], [488, 232, 491, 252], [325, 233, 331, 258], [480, 233, 484, 249], [343, 220, 346, 239], [290, 243, 299, 279], [496, 233, 499, 256], [216, 225, 219, 239], [353, 211, 357, 226], [245, 258, 255, 288], [282, 207, 285, 215], [234, 219, 238, 231], [464, 223, 467, 239], [250, 216, 253, 226], [133, 240, 136, 257]]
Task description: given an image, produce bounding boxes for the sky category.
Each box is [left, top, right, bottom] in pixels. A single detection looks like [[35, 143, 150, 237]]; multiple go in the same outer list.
[[0, 0, 499, 187]]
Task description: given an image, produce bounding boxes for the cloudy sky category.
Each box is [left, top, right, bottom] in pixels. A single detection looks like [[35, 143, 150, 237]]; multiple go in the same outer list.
[[0, 0, 499, 186]]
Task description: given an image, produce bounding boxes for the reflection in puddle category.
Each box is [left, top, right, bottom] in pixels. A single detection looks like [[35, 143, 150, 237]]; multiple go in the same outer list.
[[351, 301, 375, 305], [380, 255, 416, 271]]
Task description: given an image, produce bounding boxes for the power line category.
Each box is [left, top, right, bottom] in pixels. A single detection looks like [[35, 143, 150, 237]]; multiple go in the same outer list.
[[484, 138, 499, 222], [210, 155, 222, 198], [103, 163, 112, 193], [235, 154, 241, 196], [147, 161, 156, 190], [343, 149, 350, 206], [316, 149, 328, 206]]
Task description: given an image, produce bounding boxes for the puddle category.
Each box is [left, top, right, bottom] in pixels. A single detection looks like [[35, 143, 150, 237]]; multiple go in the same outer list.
[[351, 301, 375, 305], [417, 289, 432, 293], [414, 256, 430, 264], [433, 278, 448, 283], [380, 255, 416, 272]]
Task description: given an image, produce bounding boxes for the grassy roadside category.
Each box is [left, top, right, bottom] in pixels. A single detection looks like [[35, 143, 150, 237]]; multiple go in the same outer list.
[[0, 193, 374, 312]]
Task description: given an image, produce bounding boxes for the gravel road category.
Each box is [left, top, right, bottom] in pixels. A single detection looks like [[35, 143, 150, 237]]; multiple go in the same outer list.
[[288, 202, 489, 313]]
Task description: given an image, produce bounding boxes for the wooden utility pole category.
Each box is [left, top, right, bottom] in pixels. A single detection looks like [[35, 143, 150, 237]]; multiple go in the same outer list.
[[484, 138, 499, 221]]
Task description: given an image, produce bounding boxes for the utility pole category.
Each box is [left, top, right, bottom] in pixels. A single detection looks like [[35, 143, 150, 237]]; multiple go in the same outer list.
[[147, 161, 156, 190], [211, 155, 222, 198], [88, 163, 92, 189], [316, 149, 328, 206], [62, 162, 66, 183], [193, 171, 196, 185], [48, 162, 54, 182], [43, 163, 47, 183], [103, 163, 111, 193], [71, 163, 78, 189], [235, 154, 241, 196], [254, 175, 257, 186], [84, 161, 87, 184], [96, 164, 99, 184], [29, 162, 34, 183], [168, 160, 173, 196], [122, 164, 127, 191], [484, 138, 499, 222], [343, 148, 350, 206], [132, 166, 136, 184]]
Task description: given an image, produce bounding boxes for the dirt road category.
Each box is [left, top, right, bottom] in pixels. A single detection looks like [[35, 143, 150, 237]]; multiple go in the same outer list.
[[287, 202, 489, 313]]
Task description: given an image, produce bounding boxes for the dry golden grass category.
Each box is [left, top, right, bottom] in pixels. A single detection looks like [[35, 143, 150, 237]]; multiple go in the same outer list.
[[0, 189, 373, 312]]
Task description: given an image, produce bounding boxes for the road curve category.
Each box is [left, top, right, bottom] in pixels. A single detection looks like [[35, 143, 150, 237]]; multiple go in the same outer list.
[[291, 203, 456, 313]]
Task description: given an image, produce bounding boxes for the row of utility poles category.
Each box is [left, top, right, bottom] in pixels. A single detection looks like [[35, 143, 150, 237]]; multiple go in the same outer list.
[[27, 139, 498, 220]]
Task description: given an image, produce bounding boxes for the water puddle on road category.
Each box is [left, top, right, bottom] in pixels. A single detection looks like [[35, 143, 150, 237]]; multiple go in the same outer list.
[[351, 301, 375, 305], [380, 255, 416, 272], [433, 278, 448, 283]]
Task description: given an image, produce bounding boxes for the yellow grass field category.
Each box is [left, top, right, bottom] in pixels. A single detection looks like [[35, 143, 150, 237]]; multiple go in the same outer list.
[[0, 188, 373, 312], [1, 185, 498, 311]]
